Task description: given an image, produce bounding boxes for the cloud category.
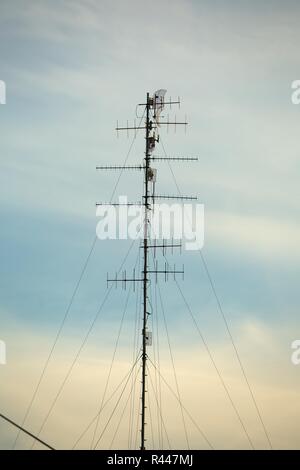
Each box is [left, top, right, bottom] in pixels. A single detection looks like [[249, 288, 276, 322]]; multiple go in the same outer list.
[[1, 317, 300, 449], [206, 211, 300, 262], [1, 0, 300, 451]]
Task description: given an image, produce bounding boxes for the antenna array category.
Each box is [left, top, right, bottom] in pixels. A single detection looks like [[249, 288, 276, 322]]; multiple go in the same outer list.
[[97, 89, 197, 450]]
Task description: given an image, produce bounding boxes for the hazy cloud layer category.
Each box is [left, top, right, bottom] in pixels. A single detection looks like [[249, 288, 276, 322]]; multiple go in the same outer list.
[[1, 0, 300, 449]]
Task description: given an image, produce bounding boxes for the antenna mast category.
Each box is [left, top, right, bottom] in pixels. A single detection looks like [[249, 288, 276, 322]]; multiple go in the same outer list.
[[141, 92, 150, 450], [98, 89, 197, 450]]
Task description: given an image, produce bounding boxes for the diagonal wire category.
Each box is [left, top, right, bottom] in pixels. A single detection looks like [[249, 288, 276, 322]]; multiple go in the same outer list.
[[146, 363, 172, 450], [147, 358, 214, 450], [90, 284, 133, 449], [31, 234, 140, 449], [72, 351, 141, 449], [154, 276, 163, 448], [147, 375, 155, 449], [175, 278, 255, 449], [30, 287, 112, 449], [147, 228, 189, 448], [13, 107, 146, 449], [149, 279, 162, 448], [12, 236, 97, 449], [108, 359, 141, 450], [133, 373, 142, 450], [0, 413, 55, 450], [199, 251, 273, 449], [91, 247, 141, 449], [156, 278, 190, 449], [158, 132, 272, 449], [93, 354, 142, 449], [128, 260, 142, 449], [148, 212, 213, 448], [159, 242, 254, 448]]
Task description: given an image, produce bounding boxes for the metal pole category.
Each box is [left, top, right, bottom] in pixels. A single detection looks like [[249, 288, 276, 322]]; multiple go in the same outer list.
[[141, 92, 150, 450]]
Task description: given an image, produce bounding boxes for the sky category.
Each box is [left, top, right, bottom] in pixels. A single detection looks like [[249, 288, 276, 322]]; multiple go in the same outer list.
[[0, 0, 300, 450]]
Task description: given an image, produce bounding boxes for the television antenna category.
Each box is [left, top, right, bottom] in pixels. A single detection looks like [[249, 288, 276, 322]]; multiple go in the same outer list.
[[98, 89, 198, 450]]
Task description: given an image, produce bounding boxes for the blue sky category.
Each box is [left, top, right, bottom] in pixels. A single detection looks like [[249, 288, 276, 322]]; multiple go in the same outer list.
[[1, 0, 300, 450]]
